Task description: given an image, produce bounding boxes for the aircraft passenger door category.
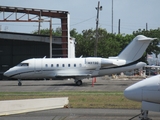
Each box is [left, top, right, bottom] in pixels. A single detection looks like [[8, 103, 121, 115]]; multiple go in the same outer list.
[[84, 58, 87, 67], [34, 59, 42, 74]]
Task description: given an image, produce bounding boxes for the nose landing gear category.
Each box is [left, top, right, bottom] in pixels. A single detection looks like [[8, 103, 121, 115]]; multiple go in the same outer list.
[[139, 110, 152, 120], [129, 110, 152, 120], [18, 79, 22, 86]]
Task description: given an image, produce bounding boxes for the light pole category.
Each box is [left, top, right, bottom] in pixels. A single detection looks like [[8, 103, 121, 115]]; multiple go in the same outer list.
[[49, 17, 52, 58], [94, 1, 102, 57]]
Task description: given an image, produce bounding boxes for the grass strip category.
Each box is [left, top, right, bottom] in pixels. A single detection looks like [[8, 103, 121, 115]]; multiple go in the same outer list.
[[0, 91, 141, 109]]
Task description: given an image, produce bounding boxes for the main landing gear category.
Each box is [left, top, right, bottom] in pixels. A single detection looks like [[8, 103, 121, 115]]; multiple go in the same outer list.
[[75, 80, 82, 86], [129, 110, 152, 120], [18, 79, 22, 86], [139, 110, 152, 120]]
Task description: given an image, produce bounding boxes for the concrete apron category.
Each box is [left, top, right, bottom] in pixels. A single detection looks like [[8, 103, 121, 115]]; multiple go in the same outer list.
[[0, 97, 69, 116]]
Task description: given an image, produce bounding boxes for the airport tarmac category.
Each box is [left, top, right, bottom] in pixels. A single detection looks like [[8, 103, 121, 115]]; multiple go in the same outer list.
[[0, 77, 160, 120], [0, 108, 160, 120], [0, 77, 141, 92]]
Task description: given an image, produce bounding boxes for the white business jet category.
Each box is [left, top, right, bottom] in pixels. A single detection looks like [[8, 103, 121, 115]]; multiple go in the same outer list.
[[124, 75, 160, 120], [4, 35, 155, 86]]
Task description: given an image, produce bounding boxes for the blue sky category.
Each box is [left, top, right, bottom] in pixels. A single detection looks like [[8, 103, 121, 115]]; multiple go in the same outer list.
[[1, 0, 160, 34]]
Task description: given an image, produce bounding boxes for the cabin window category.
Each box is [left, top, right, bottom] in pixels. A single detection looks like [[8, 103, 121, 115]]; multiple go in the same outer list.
[[45, 64, 48, 67], [57, 64, 59, 67], [68, 64, 70, 67], [74, 64, 76, 67], [79, 64, 82, 67], [51, 64, 53, 67], [62, 64, 65, 67]]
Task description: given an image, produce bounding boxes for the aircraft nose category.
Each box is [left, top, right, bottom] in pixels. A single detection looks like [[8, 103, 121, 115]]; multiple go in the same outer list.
[[124, 83, 142, 102], [3, 70, 10, 77], [3, 68, 16, 77]]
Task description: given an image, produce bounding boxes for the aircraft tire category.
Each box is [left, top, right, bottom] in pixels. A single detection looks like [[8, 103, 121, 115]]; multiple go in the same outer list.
[[76, 80, 82, 86], [18, 82, 22, 86]]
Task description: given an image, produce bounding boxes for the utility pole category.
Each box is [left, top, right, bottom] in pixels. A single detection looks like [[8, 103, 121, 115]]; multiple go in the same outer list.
[[112, 0, 113, 33], [146, 23, 148, 31], [118, 19, 120, 34], [94, 1, 102, 57]]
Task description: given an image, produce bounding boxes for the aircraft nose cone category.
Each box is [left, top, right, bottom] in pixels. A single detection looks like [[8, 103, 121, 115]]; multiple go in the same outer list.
[[3, 71, 9, 77], [3, 69, 14, 77], [124, 83, 142, 102]]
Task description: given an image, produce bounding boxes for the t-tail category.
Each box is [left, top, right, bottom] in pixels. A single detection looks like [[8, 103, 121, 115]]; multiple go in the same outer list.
[[109, 35, 156, 63]]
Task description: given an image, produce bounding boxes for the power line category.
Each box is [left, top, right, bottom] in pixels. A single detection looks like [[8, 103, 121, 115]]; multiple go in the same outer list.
[[71, 16, 96, 26]]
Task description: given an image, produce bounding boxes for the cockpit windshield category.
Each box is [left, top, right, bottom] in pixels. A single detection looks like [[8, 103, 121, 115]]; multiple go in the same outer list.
[[17, 63, 29, 67]]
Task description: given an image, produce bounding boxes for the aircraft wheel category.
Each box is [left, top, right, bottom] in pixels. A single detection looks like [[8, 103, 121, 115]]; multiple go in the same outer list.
[[18, 81, 22, 86], [76, 80, 82, 86]]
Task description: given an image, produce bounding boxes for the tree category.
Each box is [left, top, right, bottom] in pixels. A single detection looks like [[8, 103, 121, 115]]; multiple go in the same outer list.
[[71, 29, 95, 57], [32, 27, 62, 36], [73, 28, 133, 58]]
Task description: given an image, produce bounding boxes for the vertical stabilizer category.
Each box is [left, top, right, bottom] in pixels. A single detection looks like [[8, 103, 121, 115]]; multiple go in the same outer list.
[[117, 35, 155, 62]]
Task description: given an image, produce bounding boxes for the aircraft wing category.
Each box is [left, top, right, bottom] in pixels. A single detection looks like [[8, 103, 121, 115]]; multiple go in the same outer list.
[[54, 67, 101, 77], [54, 73, 91, 80], [55, 73, 91, 77]]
